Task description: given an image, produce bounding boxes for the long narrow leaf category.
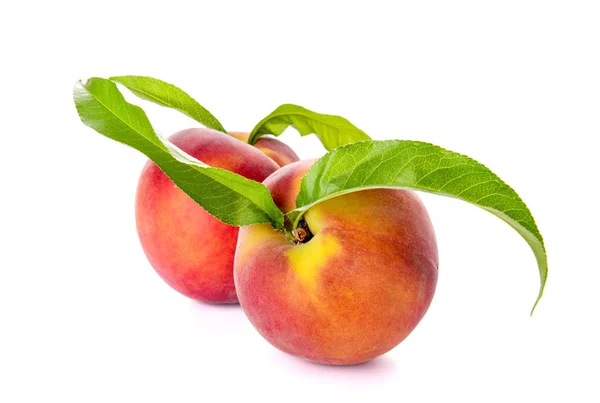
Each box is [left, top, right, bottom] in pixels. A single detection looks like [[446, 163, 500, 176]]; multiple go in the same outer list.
[[289, 140, 547, 313], [249, 104, 371, 150], [110, 75, 226, 133], [74, 77, 283, 230]]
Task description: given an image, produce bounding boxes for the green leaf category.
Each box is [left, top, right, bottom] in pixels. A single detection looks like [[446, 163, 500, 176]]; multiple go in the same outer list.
[[109, 75, 227, 133], [289, 140, 547, 314], [248, 104, 372, 150], [73, 77, 284, 230]]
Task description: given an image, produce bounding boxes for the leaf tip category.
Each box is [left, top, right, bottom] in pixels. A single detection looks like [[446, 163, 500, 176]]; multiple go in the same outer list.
[[530, 279, 546, 316]]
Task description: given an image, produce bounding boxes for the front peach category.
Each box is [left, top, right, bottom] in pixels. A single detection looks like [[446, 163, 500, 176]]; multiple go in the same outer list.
[[234, 162, 438, 364]]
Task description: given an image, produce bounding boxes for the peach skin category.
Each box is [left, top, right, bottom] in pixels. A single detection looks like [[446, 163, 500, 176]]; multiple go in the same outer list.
[[234, 160, 438, 364], [136, 128, 282, 303], [228, 131, 299, 167]]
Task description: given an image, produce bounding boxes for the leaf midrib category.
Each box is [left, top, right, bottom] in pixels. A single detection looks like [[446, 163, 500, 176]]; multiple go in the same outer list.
[[123, 83, 182, 110], [292, 181, 543, 248]]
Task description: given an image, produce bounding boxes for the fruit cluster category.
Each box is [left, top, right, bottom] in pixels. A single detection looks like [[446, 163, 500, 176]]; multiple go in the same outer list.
[[137, 127, 437, 364], [74, 76, 546, 366]]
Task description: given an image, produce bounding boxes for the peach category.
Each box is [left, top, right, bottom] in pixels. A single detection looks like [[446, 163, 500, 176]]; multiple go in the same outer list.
[[135, 128, 292, 303], [234, 160, 438, 364], [228, 132, 299, 167]]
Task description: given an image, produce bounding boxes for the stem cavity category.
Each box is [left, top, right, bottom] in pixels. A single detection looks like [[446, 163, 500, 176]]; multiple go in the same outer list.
[[292, 219, 313, 244]]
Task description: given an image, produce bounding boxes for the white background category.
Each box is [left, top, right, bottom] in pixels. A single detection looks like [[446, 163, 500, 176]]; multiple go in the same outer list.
[[1, 1, 599, 402]]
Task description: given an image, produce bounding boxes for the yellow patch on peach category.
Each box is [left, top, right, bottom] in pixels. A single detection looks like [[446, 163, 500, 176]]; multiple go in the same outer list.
[[286, 233, 341, 290]]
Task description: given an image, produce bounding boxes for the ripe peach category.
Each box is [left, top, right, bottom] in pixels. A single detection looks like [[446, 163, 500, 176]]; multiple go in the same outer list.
[[234, 160, 438, 364], [228, 132, 299, 167], [135, 128, 290, 303]]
